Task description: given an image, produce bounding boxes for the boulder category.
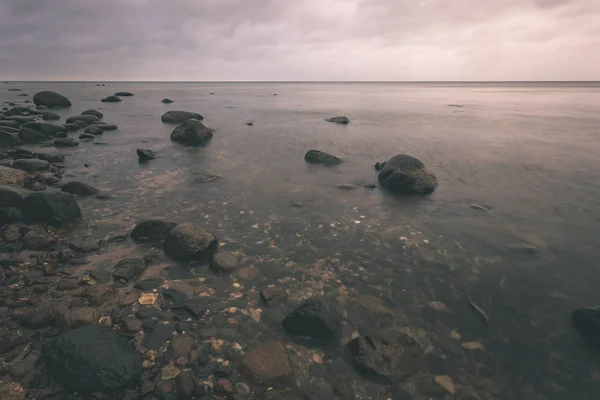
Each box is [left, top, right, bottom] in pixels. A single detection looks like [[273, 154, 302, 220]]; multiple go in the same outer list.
[[376, 154, 438, 194], [23, 122, 66, 137], [0, 125, 19, 133], [95, 123, 118, 131], [210, 252, 239, 273], [112, 259, 146, 282], [18, 127, 49, 144], [61, 181, 99, 196], [66, 115, 99, 124], [54, 138, 79, 148], [0, 166, 26, 186], [161, 110, 203, 123], [131, 219, 177, 243], [304, 150, 343, 166], [170, 119, 213, 146], [137, 148, 156, 161], [101, 96, 122, 103], [79, 133, 95, 140], [573, 307, 600, 348], [64, 123, 80, 132], [240, 340, 292, 385], [326, 116, 350, 124], [13, 159, 50, 172], [17, 308, 55, 329], [42, 112, 61, 121], [42, 325, 142, 393], [0, 131, 22, 146], [22, 190, 82, 227], [23, 229, 55, 250], [5, 116, 35, 125], [0, 185, 29, 207], [114, 92, 134, 97], [161, 98, 174, 104], [84, 126, 103, 135], [283, 297, 340, 342], [73, 120, 88, 128], [81, 109, 103, 119], [0, 120, 19, 129], [33, 91, 72, 108], [163, 223, 218, 262]]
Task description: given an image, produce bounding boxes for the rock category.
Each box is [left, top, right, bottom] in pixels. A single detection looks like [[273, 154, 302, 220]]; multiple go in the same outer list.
[[376, 154, 438, 194], [0, 166, 25, 186], [37, 153, 65, 163], [260, 287, 288, 308], [42, 112, 60, 121], [240, 340, 292, 385], [348, 327, 424, 383], [169, 335, 194, 357], [170, 119, 213, 146], [137, 148, 157, 161], [22, 191, 81, 227], [304, 150, 343, 166], [23, 229, 55, 250], [112, 258, 146, 282], [0, 125, 19, 134], [131, 219, 177, 243], [0, 185, 29, 207], [101, 96, 122, 103], [61, 181, 99, 196], [17, 308, 55, 329], [134, 277, 164, 290], [210, 252, 239, 273], [18, 127, 49, 143], [573, 307, 600, 348], [42, 325, 142, 393], [114, 92, 134, 97], [161, 110, 203, 123], [66, 115, 99, 124], [23, 122, 65, 136], [70, 239, 99, 253], [95, 123, 118, 131], [163, 223, 218, 262], [13, 159, 50, 172], [176, 372, 195, 399], [161, 98, 174, 104], [4, 116, 36, 125], [33, 91, 71, 108], [89, 269, 111, 284], [86, 284, 116, 306], [0, 120, 20, 129], [54, 138, 79, 147], [64, 123, 80, 132], [121, 316, 142, 333], [326, 116, 350, 124], [0, 131, 22, 146], [65, 307, 101, 328], [73, 120, 88, 128], [84, 126, 103, 135], [283, 297, 340, 342], [8, 88, 22, 91], [78, 133, 95, 140], [81, 109, 103, 119], [0, 381, 26, 400]]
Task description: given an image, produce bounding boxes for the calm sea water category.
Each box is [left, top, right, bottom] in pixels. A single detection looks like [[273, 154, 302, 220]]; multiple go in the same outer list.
[[5, 82, 600, 399]]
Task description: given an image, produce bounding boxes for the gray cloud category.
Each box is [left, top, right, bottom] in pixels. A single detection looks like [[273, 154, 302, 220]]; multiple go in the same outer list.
[[0, 0, 598, 80]]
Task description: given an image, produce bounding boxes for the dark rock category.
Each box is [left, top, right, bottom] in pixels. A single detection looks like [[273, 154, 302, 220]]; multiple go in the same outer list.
[[137, 148, 157, 161], [84, 126, 103, 135], [283, 297, 340, 342], [131, 219, 176, 243], [5, 115, 36, 124], [42, 112, 61, 121], [163, 288, 187, 308], [0, 131, 22, 146], [0, 120, 20, 129], [36, 153, 65, 163], [66, 115, 99, 124], [416, 378, 447, 398], [176, 372, 196, 399], [326, 116, 350, 124], [573, 307, 600, 348], [182, 297, 210, 319], [23, 229, 55, 250], [0, 207, 25, 223], [81, 110, 103, 119], [0, 185, 29, 207], [163, 223, 218, 262], [161, 111, 203, 123], [210, 252, 239, 273], [17, 308, 55, 329], [169, 335, 194, 357], [240, 340, 292, 385], [143, 323, 175, 350], [23, 122, 66, 136], [121, 316, 143, 333], [136, 307, 162, 320], [260, 287, 288, 308], [69, 239, 100, 253], [73, 120, 88, 128], [64, 123, 80, 132], [101, 96, 122, 103], [304, 149, 343, 166], [170, 119, 213, 146], [89, 269, 111, 283], [192, 173, 222, 184], [33, 91, 72, 108], [161, 98, 174, 104], [78, 133, 95, 140], [42, 325, 142, 393], [134, 277, 164, 291], [112, 258, 146, 282], [95, 123, 118, 131], [22, 191, 81, 227], [61, 181, 99, 196], [377, 154, 438, 195], [54, 138, 79, 147], [18, 127, 50, 143], [64, 307, 101, 328], [57, 278, 80, 290], [86, 284, 116, 306], [114, 92, 134, 97], [13, 158, 49, 172], [246, 122, 254, 126]]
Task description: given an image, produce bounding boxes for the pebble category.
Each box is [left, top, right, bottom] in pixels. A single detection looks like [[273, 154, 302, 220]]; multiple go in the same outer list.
[[428, 301, 448, 312], [434, 375, 456, 394], [138, 293, 158, 305], [161, 363, 180, 380], [450, 330, 461, 340], [312, 353, 323, 364], [235, 382, 250, 395], [462, 341, 485, 351]]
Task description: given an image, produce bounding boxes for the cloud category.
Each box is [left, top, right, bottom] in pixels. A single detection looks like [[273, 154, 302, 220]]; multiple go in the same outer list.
[[0, 0, 598, 80]]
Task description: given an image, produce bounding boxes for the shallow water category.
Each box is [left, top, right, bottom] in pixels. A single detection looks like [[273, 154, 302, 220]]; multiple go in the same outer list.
[[5, 81, 600, 399]]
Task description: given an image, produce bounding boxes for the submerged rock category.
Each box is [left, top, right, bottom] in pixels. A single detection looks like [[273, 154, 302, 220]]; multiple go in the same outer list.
[[210, 252, 239, 273], [161, 110, 204, 123], [137, 148, 157, 161], [304, 149, 343, 166], [84, 126, 104, 135], [114, 92, 134, 97], [23, 229, 55, 250], [101, 95, 122, 103], [33, 91, 71, 108], [22, 191, 81, 227], [131, 219, 177, 243], [170, 119, 213, 146], [61, 181, 99, 196], [81, 109, 103, 119], [95, 123, 118, 131], [161, 98, 174, 104], [240, 340, 292, 385], [163, 223, 218, 262], [283, 297, 340, 342], [18, 127, 49, 144], [113, 258, 146, 282], [78, 133, 95, 140], [326, 116, 350, 124], [42, 325, 142, 393], [573, 307, 600, 348], [376, 154, 438, 195]]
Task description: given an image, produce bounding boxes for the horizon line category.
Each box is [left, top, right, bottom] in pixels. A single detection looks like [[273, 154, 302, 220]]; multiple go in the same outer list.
[[3, 80, 600, 83]]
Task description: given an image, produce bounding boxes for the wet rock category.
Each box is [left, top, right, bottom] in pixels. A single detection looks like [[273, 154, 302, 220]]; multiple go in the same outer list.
[[143, 323, 175, 350], [42, 325, 142, 393], [161, 110, 204, 123], [61, 181, 99, 196], [326, 116, 350, 124], [170, 119, 213, 146], [176, 372, 196, 399], [86, 284, 116, 306], [114, 92, 134, 97], [131, 219, 177, 243], [121, 315, 143, 333], [112, 258, 146, 282], [23, 229, 55, 250], [78, 133, 95, 140], [163, 288, 187, 308], [5, 116, 36, 125], [37, 153, 65, 163], [22, 191, 81, 227], [69, 239, 99, 253], [416, 378, 447, 398], [18, 127, 50, 143], [33, 91, 71, 108], [8, 352, 40, 379], [17, 308, 55, 329], [163, 223, 218, 262], [0, 185, 29, 207], [192, 173, 222, 184], [64, 123, 80, 132], [81, 109, 103, 119], [260, 286, 288, 308], [169, 335, 194, 357], [23, 121, 66, 136], [215, 379, 233, 395], [182, 297, 210, 319], [67, 115, 99, 124], [64, 307, 101, 328], [573, 307, 600, 348], [84, 126, 104, 135], [57, 278, 80, 290], [54, 138, 79, 147], [134, 277, 164, 291], [0, 131, 23, 146], [0, 166, 26, 186], [42, 112, 60, 121], [95, 123, 118, 131], [0, 120, 20, 129], [0, 381, 26, 400], [283, 297, 340, 342], [137, 148, 157, 161], [89, 269, 111, 283], [161, 98, 174, 104], [348, 327, 424, 383], [13, 158, 50, 172], [240, 340, 292, 385], [101, 95, 122, 103], [73, 120, 88, 128], [377, 154, 438, 195], [304, 149, 343, 166], [210, 251, 239, 273]]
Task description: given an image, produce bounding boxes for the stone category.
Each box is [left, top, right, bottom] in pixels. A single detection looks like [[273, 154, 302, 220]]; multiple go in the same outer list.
[[86, 284, 116, 306], [64, 123, 80, 132], [377, 154, 438, 195], [0, 381, 26, 400], [81, 109, 103, 119], [304, 149, 343, 166], [260, 286, 288, 307], [0, 131, 22, 146], [95, 123, 118, 131], [113, 258, 146, 282], [131, 219, 177, 243], [61, 181, 99, 196], [65, 307, 101, 328], [326, 116, 350, 124], [161, 98, 174, 104], [22, 191, 81, 227], [42, 325, 142, 393], [0, 120, 20, 129], [0, 166, 26, 186], [283, 297, 340, 342], [169, 335, 194, 357], [89, 269, 111, 283], [4, 116, 35, 125], [163, 288, 187, 308], [33, 91, 71, 108], [114, 92, 134, 97], [13, 159, 49, 172], [210, 252, 239, 273], [161, 110, 203, 123], [84, 126, 104, 135], [137, 148, 157, 161], [18, 127, 49, 143], [17, 308, 55, 329], [73, 120, 88, 128], [176, 372, 195, 399], [69, 239, 100, 253], [23, 229, 55, 250], [163, 223, 218, 262], [138, 293, 158, 305], [101, 95, 122, 103], [78, 133, 95, 140], [170, 119, 213, 146], [0, 185, 29, 207], [121, 315, 142, 333], [573, 306, 600, 348], [23, 121, 66, 136], [67, 115, 99, 124], [134, 277, 164, 291], [240, 340, 292, 385], [54, 138, 79, 147], [42, 112, 61, 121]]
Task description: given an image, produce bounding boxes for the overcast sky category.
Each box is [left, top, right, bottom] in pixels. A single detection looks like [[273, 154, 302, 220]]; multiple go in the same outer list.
[[0, 0, 598, 81]]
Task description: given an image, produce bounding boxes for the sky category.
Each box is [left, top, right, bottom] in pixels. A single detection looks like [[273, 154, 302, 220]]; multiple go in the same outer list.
[[0, 0, 598, 81]]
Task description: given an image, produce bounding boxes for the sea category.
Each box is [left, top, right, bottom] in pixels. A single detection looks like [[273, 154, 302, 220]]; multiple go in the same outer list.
[[4, 81, 600, 399]]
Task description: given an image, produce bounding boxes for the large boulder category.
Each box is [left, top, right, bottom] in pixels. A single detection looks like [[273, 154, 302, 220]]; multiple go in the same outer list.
[[81, 109, 103, 119], [61, 181, 99, 196], [13, 159, 50, 172], [42, 325, 142, 393], [283, 297, 340, 342], [376, 154, 438, 195], [0, 120, 20, 129], [22, 190, 82, 227], [23, 121, 66, 137], [326, 116, 350, 124], [161, 111, 204, 123], [18, 127, 50, 144], [101, 96, 122, 103], [170, 119, 213, 146], [33, 91, 71, 108], [66, 115, 99, 124], [0, 131, 22, 146], [240, 341, 293, 385], [0, 185, 29, 207], [304, 150, 343, 166], [163, 223, 218, 262], [573, 307, 600, 348], [131, 219, 177, 243]]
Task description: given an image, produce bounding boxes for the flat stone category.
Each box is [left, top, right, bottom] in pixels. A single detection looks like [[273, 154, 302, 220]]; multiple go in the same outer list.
[[13, 159, 49, 172], [134, 277, 164, 291], [86, 284, 116, 306], [260, 286, 288, 308], [169, 335, 195, 357], [112, 258, 146, 282], [210, 252, 239, 273], [240, 340, 292, 385], [121, 315, 143, 333], [70, 239, 100, 253], [89, 269, 111, 284]]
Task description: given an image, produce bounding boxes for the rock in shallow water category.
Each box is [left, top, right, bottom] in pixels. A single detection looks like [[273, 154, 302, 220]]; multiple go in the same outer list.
[[161, 110, 203, 123], [573, 307, 600, 348], [42, 112, 60, 121], [13, 159, 49, 172], [240, 340, 293, 385], [54, 138, 79, 147], [33, 91, 71, 108], [22, 191, 81, 227], [114, 92, 134, 97], [283, 297, 340, 342], [81, 109, 103, 119], [66, 115, 99, 124], [161, 98, 174, 104], [304, 149, 343, 166], [326, 116, 350, 124], [170, 119, 213, 146], [377, 154, 438, 195], [137, 148, 157, 161], [61, 181, 99, 196], [210, 251, 239, 273], [42, 325, 142, 393], [18, 127, 49, 144], [163, 223, 218, 262], [101, 95, 122, 103], [131, 219, 177, 243]]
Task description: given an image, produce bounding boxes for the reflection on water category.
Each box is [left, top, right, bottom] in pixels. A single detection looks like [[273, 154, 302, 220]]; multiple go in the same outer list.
[[7, 81, 600, 398]]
